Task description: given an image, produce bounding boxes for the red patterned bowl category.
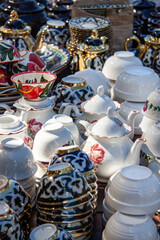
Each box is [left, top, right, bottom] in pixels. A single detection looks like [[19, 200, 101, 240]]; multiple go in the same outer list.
[[11, 71, 57, 100]]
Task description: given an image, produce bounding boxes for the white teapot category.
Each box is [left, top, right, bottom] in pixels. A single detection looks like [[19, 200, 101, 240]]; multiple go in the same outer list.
[[81, 108, 145, 182], [60, 86, 139, 140]]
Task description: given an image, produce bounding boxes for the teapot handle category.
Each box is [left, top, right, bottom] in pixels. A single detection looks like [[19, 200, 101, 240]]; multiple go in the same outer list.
[[124, 35, 146, 59], [0, 103, 14, 114], [58, 103, 81, 118]]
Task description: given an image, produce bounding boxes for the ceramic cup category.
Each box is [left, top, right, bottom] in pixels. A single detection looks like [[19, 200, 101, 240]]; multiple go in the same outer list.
[[106, 165, 160, 215], [114, 66, 160, 102], [0, 137, 37, 180], [32, 122, 75, 164], [102, 211, 159, 240]]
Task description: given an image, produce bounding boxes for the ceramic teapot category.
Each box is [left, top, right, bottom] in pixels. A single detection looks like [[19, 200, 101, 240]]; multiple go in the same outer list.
[[0, 10, 49, 52], [76, 29, 109, 71], [81, 108, 145, 182], [125, 28, 160, 73]]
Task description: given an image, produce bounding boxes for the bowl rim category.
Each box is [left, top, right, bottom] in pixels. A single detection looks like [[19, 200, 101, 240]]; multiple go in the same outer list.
[[10, 71, 57, 85]]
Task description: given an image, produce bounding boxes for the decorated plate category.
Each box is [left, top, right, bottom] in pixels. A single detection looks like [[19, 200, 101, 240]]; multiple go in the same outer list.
[[37, 43, 70, 73]]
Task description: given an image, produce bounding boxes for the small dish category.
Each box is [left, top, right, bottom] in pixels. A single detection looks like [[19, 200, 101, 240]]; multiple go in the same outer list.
[[106, 165, 160, 215], [11, 71, 57, 100], [114, 66, 160, 102]]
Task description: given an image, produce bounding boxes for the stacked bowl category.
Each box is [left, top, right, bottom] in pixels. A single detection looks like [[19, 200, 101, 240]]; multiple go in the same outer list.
[[50, 145, 98, 213], [36, 163, 94, 240], [0, 175, 31, 239], [102, 165, 160, 239], [0, 137, 37, 207]]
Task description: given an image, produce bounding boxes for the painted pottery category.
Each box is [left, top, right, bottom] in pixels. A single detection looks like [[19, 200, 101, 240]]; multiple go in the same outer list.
[[125, 28, 160, 74], [0, 40, 22, 63], [81, 109, 145, 181]]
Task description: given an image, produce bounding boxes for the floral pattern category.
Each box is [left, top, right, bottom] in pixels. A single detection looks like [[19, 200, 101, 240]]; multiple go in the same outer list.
[[28, 119, 43, 136], [90, 143, 105, 165], [24, 136, 34, 149], [143, 100, 160, 112]]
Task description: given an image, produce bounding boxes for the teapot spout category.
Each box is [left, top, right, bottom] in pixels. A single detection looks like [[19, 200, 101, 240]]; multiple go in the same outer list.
[[32, 28, 48, 53], [124, 138, 146, 167], [125, 110, 140, 139]]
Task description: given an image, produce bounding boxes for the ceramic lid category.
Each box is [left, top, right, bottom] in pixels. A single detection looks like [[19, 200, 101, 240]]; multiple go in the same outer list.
[[82, 85, 119, 114], [47, 19, 65, 28], [61, 76, 87, 88], [89, 107, 131, 137], [0, 10, 30, 34]]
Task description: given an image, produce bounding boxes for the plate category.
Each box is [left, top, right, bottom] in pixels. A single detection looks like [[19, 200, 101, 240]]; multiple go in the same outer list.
[[37, 43, 70, 73]]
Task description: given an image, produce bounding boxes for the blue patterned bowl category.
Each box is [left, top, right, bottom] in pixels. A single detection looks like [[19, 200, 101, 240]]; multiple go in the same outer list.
[[36, 163, 92, 206]]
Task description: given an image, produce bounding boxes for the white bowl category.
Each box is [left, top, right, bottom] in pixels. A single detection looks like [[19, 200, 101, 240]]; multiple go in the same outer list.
[[102, 199, 115, 220], [32, 122, 75, 164], [103, 211, 159, 240], [74, 69, 112, 96], [102, 51, 143, 82], [114, 66, 160, 102], [105, 165, 160, 215], [142, 87, 160, 120], [0, 137, 37, 180]]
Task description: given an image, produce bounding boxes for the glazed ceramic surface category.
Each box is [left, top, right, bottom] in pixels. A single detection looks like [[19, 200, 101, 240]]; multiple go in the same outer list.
[[105, 165, 160, 215], [46, 114, 80, 146], [142, 121, 160, 157], [36, 44, 70, 73], [125, 28, 160, 74], [32, 122, 75, 163], [79, 85, 120, 124], [29, 223, 73, 240], [50, 145, 95, 173], [52, 75, 94, 115], [38, 19, 70, 47], [14, 96, 56, 149], [103, 211, 158, 240], [0, 40, 22, 63], [114, 66, 160, 102], [82, 110, 144, 181], [119, 101, 144, 135], [74, 69, 112, 96], [0, 10, 35, 51], [102, 51, 143, 82], [0, 201, 23, 240], [0, 175, 31, 217], [0, 137, 37, 180], [37, 163, 91, 204], [142, 87, 160, 120], [11, 71, 57, 100]]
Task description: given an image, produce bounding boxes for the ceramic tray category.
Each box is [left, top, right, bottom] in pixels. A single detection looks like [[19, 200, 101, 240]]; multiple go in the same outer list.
[[38, 43, 70, 73]]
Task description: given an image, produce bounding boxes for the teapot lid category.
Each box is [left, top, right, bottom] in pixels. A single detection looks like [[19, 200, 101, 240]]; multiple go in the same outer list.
[[0, 10, 31, 34], [78, 29, 108, 52], [88, 107, 131, 138], [82, 85, 120, 114], [145, 28, 160, 44], [133, 0, 155, 10]]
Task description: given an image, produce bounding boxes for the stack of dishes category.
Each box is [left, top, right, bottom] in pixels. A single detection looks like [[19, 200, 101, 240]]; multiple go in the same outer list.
[[36, 163, 94, 240], [0, 138, 37, 208], [50, 145, 98, 213], [0, 175, 31, 239], [68, 17, 112, 55], [0, 85, 20, 114]]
